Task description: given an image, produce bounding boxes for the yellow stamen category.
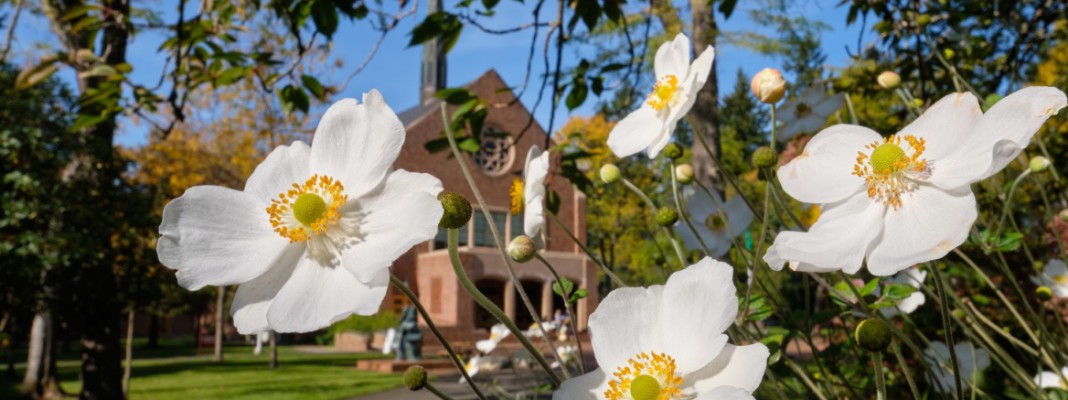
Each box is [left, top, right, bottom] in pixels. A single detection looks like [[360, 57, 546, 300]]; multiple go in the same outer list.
[[605, 352, 683, 400], [647, 75, 679, 111], [1055, 274, 1068, 285], [852, 134, 928, 209], [801, 205, 821, 228], [266, 174, 347, 242], [510, 178, 524, 215]]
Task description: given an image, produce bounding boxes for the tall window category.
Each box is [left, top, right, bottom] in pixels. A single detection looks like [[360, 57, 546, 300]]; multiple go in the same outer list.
[[510, 213, 523, 240], [433, 225, 467, 249], [472, 211, 508, 247]]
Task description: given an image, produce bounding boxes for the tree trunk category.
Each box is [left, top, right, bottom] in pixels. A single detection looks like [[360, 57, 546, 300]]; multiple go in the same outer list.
[[22, 310, 61, 399], [687, 0, 722, 188], [122, 310, 134, 396], [268, 331, 278, 369], [213, 286, 225, 363], [147, 314, 158, 349]]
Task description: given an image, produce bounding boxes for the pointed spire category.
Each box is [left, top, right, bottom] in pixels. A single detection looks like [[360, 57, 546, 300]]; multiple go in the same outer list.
[[421, 0, 446, 105]]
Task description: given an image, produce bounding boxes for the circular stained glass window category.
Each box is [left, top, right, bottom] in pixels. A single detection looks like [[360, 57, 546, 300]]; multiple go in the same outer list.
[[472, 129, 515, 177]]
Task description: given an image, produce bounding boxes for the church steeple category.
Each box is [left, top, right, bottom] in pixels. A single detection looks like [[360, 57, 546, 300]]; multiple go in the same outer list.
[[420, 0, 446, 105]]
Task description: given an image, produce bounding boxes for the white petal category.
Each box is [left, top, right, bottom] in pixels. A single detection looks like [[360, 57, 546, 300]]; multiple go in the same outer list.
[[812, 93, 845, 117], [607, 106, 663, 158], [657, 258, 736, 373], [771, 191, 885, 274], [688, 46, 715, 90], [244, 141, 311, 201], [230, 246, 304, 334], [158, 186, 289, 290], [898, 92, 981, 162], [266, 257, 389, 333], [342, 170, 443, 283], [553, 369, 607, 400], [1035, 371, 1064, 389], [688, 343, 769, 394], [587, 286, 663, 371], [724, 196, 755, 237], [933, 86, 1067, 189], [524, 146, 550, 237], [645, 119, 677, 159], [309, 90, 406, 199], [776, 124, 880, 204], [655, 33, 690, 80], [694, 386, 755, 400], [866, 185, 977, 276]]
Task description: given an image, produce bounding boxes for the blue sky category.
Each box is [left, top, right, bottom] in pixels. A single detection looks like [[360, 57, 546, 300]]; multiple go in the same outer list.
[[7, 0, 867, 148]]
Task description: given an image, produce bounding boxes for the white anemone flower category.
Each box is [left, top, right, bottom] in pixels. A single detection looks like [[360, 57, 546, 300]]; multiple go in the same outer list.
[[678, 188, 754, 258], [512, 145, 550, 238], [607, 33, 715, 158], [551, 345, 578, 369], [1034, 366, 1068, 390], [158, 91, 443, 334], [554, 258, 768, 400], [1031, 259, 1068, 298], [924, 340, 990, 394], [880, 266, 927, 317], [461, 354, 483, 383], [776, 85, 845, 142], [476, 323, 512, 354], [765, 87, 1067, 276]]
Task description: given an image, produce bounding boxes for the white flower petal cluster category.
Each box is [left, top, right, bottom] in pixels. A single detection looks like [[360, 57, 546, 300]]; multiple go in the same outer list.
[[880, 266, 927, 317], [776, 85, 845, 142], [553, 258, 768, 400], [158, 91, 443, 334], [607, 33, 715, 158], [475, 323, 511, 354], [524, 145, 551, 238], [766, 87, 1067, 276], [1031, 259, 1068, 298], [679, 188, 754, 258], [925, 341, 990, 394], [1034, 366, 1068, 390]]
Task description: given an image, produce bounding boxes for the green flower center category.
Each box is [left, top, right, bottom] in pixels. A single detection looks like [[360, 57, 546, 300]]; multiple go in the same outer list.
[[629, 374, 661, 400], [705, 214, 726, 231], [796, 102, 812, 117], [293, 193, 327, 226], [870, 142, 907, 173]]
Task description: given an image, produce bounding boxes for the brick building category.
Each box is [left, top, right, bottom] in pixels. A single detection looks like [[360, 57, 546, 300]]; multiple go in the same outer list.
[[385, 6, 598, 340]]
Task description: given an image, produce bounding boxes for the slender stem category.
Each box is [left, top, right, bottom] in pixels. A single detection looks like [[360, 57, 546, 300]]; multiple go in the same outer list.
[[873, 352, 886, 400], [446, 229, 562, 386], [844, 92, 859, 124], [783, 358, 830, 400], [929, 264, 965, 400], [895, 88, 920, 119], [990, 169, 1030, 247], [692, 131, 762, 219], [954, 249, 1040, 345], [891, 342, 922, 400], [621, 177, 657, 211], [546, 211, 627, 287], [534, 253, 587, 374], [440, 105, 567, 377], [670, 160, 713, 257], [390, 275, 488, 400], [424, 382, 456, 400]]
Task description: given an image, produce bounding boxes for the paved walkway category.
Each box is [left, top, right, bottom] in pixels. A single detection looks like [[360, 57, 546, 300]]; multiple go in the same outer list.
[[354, 370, 554, 400]]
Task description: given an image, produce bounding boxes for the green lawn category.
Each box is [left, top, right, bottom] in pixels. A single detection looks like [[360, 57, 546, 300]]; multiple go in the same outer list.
[[2, 340, 402, 399]]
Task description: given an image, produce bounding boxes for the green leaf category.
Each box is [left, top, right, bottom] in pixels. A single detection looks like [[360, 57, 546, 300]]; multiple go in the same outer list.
[[301, 75, 326, 99], [280, 84, 310, 114], [566, 80, 588, 110], [458, 136, 481, 153], [409, 12, 463, 53], [15, 56, 60, 91], [569, 288, 587, 304], [435, 87, 477, 104], [311, 0, 340, 38], [552, 277, 575, 298], [423, 137, 451, 154], [217, 67, 248, 85], [883, 283, 917, 301]]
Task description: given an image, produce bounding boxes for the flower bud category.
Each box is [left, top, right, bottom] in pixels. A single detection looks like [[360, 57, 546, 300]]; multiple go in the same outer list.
[[1036, 286, 1054, 301], [750, 68, 786, 104], [662, 143, 684, 160], [854, 318, 892, 352], [600, 163, 621, 184], [675, 164, 695, 185], [656, 207, 679, 227], [877, 71, 901, 90], [751, 146, 778, 169], [508, 235, 536, 263], [950, 309, 966, 320], [403, 365, 428, 391], [1030, 156, 1051, 173], [438, 192, 472, 229]]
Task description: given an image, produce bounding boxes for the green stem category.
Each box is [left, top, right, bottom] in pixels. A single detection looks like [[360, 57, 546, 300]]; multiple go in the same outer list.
[[891, 342, 922, 400], [873, 352, 886, 400], [534, 253, 587, 374], [990, 169, 1030, 248], [447, 229, 562, 387], [424, 382, 456, 400], [670, 160, 713, 257], [390, 275, 487, 400], [545, 211, 626, 288], [929, 264, 965, 400]]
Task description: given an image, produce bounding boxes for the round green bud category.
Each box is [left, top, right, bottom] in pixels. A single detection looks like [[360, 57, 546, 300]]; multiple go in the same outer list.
[[1033, 260, 1045, 272], [751, 146, 779, 169], [943, 48, 955, 60], [675, 164, 695, 185], [855, 318, 892, 352], [438, 192, 472, 229], [656, 207, 679, 227], [403, 365, 427, 391], [600, 163, 621, 184], [662, 143, 684, 160], [877, 71, 901, 90], [950, 308, 966, 320], [508, 235, 536, 263], [911, 98, 924, 108], [916, 14, 932, 26], [1030, 156, 1052, 173], [1036, 286, 1054, 301]]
